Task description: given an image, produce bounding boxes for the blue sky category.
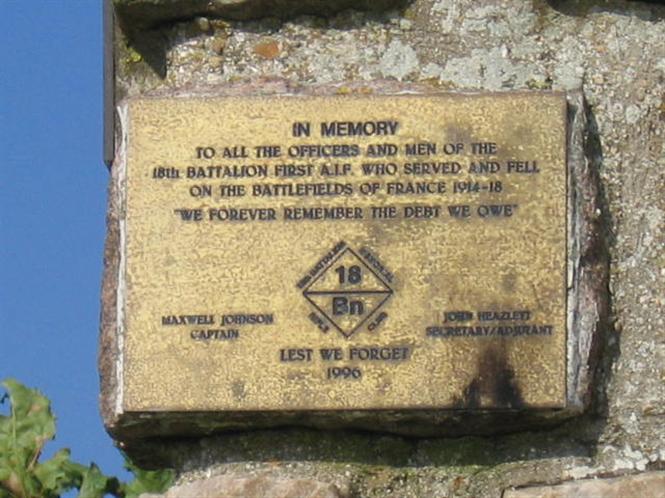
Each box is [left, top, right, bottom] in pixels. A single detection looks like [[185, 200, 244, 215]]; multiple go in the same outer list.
[[1, 1, 128, 480]]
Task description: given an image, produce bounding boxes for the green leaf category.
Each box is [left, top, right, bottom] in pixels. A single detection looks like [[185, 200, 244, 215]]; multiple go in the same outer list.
[[1, 469, 26, 498], [0, 380, 170, 498], [0, 379, 56, 469], [21, 472, 43, 498], [34, 448, 87, 496], [121, 458, 174, 498], [77, 464, 111, 498], [0, 379, 61, 498]]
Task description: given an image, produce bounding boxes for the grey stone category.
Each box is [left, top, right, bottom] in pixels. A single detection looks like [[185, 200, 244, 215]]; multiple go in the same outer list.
[[504, 471, 665, 498], [139, 474, 349, 498], [378, 40, 419, 80]]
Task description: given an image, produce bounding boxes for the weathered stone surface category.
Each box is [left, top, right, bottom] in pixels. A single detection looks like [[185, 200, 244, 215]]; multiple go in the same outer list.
[[504, 471, 665, 498], [103, 0, 665, 496], [139, 474, 348, 498]]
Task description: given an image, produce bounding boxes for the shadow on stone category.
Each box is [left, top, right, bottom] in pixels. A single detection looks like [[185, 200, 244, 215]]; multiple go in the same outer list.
[[121, 27, 169, 78], [577, 99, 621, 458], [126, 425, 594, 474], [542, 0, 664, 20], [114, 0, 413, 29]]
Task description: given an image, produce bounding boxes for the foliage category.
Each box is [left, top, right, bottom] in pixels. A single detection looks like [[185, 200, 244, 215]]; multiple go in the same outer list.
[[0, 379, 174, 498]]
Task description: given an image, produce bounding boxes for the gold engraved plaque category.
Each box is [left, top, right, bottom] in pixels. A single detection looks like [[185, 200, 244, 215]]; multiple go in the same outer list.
[[120, 93, 567, 413]]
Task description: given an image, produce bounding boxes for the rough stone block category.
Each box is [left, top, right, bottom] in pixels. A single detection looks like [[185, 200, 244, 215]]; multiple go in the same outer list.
[[504, 472, 665, 498], [139, 474, 349, 498]]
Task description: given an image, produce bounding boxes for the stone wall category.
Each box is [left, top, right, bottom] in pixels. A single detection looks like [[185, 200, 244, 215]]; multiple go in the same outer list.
[[107, 0, 664, 496]]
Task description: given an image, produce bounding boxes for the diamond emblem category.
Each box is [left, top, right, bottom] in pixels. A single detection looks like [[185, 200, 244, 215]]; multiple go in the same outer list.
[[302, 246, 393, 338]]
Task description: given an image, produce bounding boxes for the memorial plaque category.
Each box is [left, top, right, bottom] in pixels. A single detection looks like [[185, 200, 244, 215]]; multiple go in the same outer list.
[[115, 93, 567, 416]]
